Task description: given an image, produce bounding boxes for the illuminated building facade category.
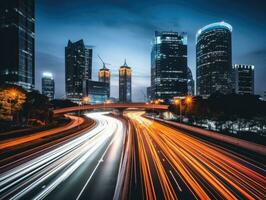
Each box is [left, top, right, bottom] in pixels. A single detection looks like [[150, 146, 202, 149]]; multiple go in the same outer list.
[[84, 80, 109, 104], [196, 22, 232, 96], [119, 61, 132, 103], [151, 31, 188, 101], [65, 39, 92, 103], [98, 65, 110, 97], [187, 67, 195, 96], [0, 0, 35, 91], [42, 72, 55, 100], [232, 64, 254, 95]]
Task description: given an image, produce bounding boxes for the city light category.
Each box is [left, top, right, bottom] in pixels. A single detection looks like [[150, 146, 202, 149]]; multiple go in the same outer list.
[[82, 96, 90, 104], [10, 89, 17, 98], [174, 99, 181, 105], [0, 1, 265, 200], [185, 96, 192, 104]]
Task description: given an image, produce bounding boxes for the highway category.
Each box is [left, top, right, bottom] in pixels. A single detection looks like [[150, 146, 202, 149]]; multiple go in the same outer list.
[[0, 115, 84, 150], [126, 112, 266, 200], [0, 112, 126, 200]]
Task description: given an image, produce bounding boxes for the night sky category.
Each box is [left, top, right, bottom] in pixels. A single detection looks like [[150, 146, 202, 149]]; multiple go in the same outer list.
[[36, 0, 266, 101]]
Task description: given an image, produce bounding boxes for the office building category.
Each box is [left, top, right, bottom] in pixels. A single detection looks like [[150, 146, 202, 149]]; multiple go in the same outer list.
[[151, 31, 188, 101], [98, 64, 110, 97], [119, 61, 132, 103], [42, 72, 55, 100], [196, 22, 232, 96], [0, 0, 35, 91], [232, 64, 254, 95], [187, 67, 195, 96], [65, 39, 92, 103], [147, 86, 151, 101], [84, 80, 109, 104]]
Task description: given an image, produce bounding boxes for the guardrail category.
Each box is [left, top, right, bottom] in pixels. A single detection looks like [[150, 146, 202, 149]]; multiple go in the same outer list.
[[149, 117, 266, 156]]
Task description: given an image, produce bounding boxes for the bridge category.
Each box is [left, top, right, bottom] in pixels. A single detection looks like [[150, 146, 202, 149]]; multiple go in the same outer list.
[[53, 103, 169, 115]]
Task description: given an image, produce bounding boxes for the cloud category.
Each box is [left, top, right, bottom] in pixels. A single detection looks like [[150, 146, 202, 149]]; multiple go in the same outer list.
[[36, 0, 266, 100]]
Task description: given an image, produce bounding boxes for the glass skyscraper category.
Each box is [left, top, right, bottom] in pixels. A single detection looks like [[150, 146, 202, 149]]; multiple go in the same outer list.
[[187, 67, 195, 96], [151, 31, 188, 101], [42, 72, 55, 100], [196, 22, 232, 96], [0, 0, 35, 91], [65, 39, 92, 103], [232, 64, 254, 95], [84, 80, 109, 104], [119, 61, 132, 103]]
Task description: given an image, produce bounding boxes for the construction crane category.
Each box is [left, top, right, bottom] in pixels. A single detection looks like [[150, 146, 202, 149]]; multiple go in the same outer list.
[[141, 90, 147, 102], [98, 55, 111, 69]]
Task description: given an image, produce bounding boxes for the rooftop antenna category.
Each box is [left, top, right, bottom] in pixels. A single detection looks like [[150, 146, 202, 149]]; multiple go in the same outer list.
[[124, 59, 128, 66]]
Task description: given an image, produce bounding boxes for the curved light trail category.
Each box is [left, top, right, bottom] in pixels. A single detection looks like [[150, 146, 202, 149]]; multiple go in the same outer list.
[[0, 112, 124, 200], [0, 115, 84, 150], [127, 112, 266, 200]]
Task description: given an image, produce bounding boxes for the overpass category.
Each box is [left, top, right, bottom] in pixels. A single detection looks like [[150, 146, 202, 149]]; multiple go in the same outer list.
[[53, 103, 169, 115]]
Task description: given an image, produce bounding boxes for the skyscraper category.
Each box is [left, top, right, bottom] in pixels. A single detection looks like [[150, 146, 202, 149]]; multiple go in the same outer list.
[[119, 60, 132, 103], [98, 64, 110, 98], [232, 64, 254, 95], [42, 72, 55, 100], [196, 22, 232, 96], [151, 31, 188, 101], [147, 86, 151, 102], [187, 67, 195, 96], [65, 39, 92, 103], [0, 0, 35, 91]]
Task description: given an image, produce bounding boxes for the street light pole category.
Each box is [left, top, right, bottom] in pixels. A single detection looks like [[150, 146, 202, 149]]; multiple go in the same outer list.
[[179, 101, 182, 123], [174, 96, 192, 123]]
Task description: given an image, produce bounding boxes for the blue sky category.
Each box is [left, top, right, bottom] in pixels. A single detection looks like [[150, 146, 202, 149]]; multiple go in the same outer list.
[[35, 0, 266, 101]]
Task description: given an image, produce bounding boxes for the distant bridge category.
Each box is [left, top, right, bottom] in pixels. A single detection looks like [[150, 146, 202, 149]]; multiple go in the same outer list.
[[53, 103, 169, 115]]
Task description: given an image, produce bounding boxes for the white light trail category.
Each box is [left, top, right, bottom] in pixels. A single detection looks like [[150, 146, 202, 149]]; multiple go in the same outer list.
[[0, 112, 124, 200]]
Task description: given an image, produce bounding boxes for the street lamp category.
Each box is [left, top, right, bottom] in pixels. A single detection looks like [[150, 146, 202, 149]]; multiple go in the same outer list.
[[82, 96, 89, 105], [174, 96, 193, 123], [185, 96, 192, 104], [174, 98, 182, 123]]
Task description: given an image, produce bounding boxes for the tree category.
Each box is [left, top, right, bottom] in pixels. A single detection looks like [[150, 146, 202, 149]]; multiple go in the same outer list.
[[0, 85, 26, 121], [21, 90, 52, 124]]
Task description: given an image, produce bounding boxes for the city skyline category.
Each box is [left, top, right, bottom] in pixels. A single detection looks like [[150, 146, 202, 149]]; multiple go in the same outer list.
[[1, 1, 266, 199], [36, 0, 266, 101]]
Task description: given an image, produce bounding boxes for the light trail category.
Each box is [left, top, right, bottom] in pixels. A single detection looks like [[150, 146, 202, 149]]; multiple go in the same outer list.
[[126, 112, 266, 200], [0, 112, 124, 200], [0, 115, 84, 150]]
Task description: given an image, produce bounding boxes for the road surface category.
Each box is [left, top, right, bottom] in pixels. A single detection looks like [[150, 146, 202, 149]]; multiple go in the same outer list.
[[0, 112, 126, 200], [0, 115, 84, 150], [126, 112, 266, 200]]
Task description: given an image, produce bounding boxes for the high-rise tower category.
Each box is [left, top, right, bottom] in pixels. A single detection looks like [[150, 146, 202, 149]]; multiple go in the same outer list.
[[98, 56, 110, 98], [0, 0, 35, 91], [42, 72, 55, 100], [196, 22, 232, 96], [65, 39, 92, 103], [232, 64, 254, 95], [151, 31, 188, 101], [119, 60, 132, 103]]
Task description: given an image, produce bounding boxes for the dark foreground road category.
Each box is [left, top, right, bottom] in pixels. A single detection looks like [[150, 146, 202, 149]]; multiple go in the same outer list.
[[0, 112, 126, 200], [1, 111, 265, 200], [126, 112, 266, 200]]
